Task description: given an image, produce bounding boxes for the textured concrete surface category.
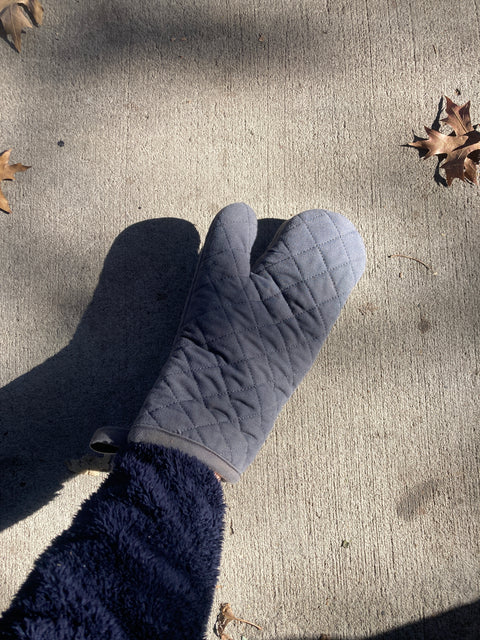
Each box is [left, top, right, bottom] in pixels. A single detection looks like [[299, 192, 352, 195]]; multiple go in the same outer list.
[[1, 1, 479, 638]]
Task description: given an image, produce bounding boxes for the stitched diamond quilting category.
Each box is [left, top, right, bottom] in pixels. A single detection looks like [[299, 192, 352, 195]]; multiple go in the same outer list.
[[126, 205, 366, 482]]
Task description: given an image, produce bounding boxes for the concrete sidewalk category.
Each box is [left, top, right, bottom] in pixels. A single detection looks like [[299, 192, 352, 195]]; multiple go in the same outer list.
[[1, 1, 478, 638]]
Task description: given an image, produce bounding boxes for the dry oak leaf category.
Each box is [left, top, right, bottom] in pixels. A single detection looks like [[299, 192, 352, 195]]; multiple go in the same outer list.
[[0, 149, 30, 214], [0, 0, 44, 51], [409, 96, 480, 186], [215, 603, 262, 640]]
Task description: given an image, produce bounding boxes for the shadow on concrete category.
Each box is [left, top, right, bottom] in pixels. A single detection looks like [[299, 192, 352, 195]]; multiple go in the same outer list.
[[0, 217, 199, 531], [51, 2, 333, 77], [274, 599, 479, 639], [0, 215, 284, 532]]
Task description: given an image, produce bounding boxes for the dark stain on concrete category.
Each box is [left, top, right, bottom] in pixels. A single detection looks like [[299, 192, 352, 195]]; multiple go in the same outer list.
[[396, 479, 442, 520]]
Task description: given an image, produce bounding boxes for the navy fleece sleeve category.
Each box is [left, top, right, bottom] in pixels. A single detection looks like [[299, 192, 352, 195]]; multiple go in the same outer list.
[[0, 444, 225, 640]]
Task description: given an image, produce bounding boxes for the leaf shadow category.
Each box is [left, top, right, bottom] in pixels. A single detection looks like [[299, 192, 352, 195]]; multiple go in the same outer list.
[[0, 22, 18, 53], [431, 96, 448, 186], [430, 95, 445, 132], [433, 157, 448, 187]]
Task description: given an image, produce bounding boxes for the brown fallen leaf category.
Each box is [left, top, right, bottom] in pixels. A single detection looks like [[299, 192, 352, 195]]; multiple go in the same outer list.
[[409, 96, 480, 185], [0, 0, 44, 51], [215, 603, 262, 640], [0, 149, 30, 214], [358, 302, 378, 316]]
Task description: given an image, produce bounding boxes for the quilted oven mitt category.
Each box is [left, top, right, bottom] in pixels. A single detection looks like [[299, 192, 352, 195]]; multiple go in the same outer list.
[[91, 203, 366, 482]]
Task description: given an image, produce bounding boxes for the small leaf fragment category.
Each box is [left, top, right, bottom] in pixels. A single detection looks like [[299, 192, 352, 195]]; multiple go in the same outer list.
[[441, 96, 472, 135], [410, 127, 464, 159], [215, 603, 262, 639], [0, 149, 30, 214], [0, 0, 44, 51]]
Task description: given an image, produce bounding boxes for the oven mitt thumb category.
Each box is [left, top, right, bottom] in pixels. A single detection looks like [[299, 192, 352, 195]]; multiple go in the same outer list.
[[91, 203, 366, 482]]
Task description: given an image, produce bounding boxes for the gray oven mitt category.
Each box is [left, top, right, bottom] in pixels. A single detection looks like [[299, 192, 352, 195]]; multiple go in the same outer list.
[[91, 203, 365, 482]]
